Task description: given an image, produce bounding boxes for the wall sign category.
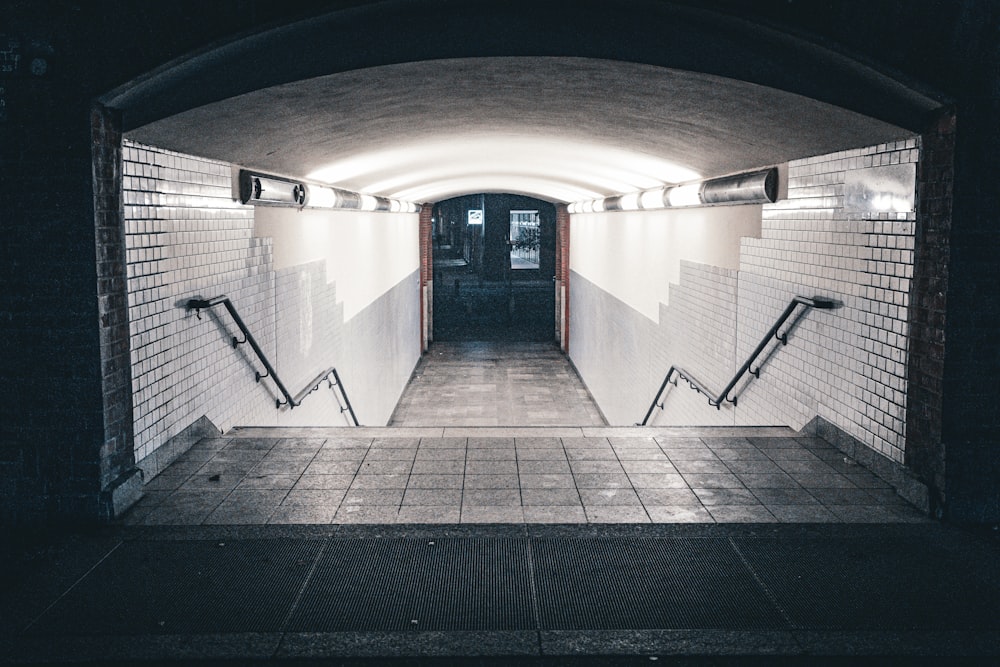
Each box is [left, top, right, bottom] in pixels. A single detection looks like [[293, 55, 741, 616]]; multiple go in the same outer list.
[[844, 163, 916, 215], [467, 209, 483, 225]]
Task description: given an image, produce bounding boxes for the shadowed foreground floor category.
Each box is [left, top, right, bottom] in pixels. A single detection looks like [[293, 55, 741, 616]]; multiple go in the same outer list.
[[2, 521, 999, 665]]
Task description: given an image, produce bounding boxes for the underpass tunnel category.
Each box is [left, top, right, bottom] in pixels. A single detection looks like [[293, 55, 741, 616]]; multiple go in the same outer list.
[[9, 0, 1000, 526], [105, 2, 946, 509]]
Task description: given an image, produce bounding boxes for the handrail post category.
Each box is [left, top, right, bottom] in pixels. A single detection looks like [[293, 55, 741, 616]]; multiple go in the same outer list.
[[332, 368, 360, 426], [641, 368, 676, 426]]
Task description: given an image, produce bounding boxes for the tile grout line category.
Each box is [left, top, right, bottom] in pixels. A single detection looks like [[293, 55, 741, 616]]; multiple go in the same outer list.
[[562, 437, 589, 523], [336, 436, 376, 524], [459, 437, 469, 523], [515, 437, 525, 518], [611, 436, 653, 524], [201, 436, 279, 525], [397, 436, 418, 523], [268, 436, 326, 524], [659, 435, 718, 523], [685, 436, 718, 521]]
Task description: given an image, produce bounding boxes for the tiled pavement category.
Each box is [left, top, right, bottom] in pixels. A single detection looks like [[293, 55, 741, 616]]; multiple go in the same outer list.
[[388, 341, 606, 426], [126, 427, 926, 526]]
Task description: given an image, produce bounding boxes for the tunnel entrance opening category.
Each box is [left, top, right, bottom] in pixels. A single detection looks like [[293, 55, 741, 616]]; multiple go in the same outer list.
[[432, 194, 556, 342]]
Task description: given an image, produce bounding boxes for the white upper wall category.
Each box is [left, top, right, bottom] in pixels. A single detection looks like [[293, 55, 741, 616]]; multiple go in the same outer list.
[[255, 207, 420, 321], [570, 206, 762, 321]]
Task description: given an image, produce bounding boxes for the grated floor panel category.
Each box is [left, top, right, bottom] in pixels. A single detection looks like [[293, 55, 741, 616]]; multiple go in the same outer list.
[[532, 538, 785, 630], [286, 538, 536, 632], [732, 536, 1000, 631], [25, 539, 323, 636]]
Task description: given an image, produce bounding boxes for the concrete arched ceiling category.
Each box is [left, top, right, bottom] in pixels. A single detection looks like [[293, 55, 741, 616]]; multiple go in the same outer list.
[[113, 1, 945, 204]]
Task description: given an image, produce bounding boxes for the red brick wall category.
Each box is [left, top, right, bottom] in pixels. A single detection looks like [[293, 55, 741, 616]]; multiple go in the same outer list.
[[419, 204, 433, 352], [556, 204, 570, 352], [905, 110, 955, 515], [93, 104, 140, 516]]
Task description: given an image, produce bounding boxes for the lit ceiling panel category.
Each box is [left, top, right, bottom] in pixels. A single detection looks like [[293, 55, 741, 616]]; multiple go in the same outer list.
[[126, 58, 917, 205]]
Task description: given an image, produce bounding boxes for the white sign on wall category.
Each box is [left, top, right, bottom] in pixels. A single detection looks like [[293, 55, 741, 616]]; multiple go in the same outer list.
[[467, 209, 483, 225]]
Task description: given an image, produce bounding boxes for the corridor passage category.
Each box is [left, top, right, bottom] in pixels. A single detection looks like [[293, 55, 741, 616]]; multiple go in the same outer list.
[[389, 342, 605, 426], [432, 244, 555, 342]]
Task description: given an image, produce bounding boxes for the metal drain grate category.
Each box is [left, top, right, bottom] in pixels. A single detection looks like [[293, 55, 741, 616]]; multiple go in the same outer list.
[[733, 536, 1000, 631], [26, 539, 322, 636], [286, 538, 535, 632], [532, 538, 785, 630]]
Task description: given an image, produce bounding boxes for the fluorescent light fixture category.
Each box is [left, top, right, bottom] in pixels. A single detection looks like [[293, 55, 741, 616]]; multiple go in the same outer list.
[[639, 187, 666, 209], [305, 186, 339, 208], [239, 172, 306, 206], [667, 183, 703, 207], [620, 192, 641, 211], [700, 169, 778, 205], [237, 170, 418, 213], [566, 168, 778, 214]]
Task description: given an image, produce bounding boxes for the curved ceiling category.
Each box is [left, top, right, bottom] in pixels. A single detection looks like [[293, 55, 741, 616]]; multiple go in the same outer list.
[[115, 1, 944, 205]]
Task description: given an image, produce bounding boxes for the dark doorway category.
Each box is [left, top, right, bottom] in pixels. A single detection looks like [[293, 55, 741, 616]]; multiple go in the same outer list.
[[432, 194, 556, 341]]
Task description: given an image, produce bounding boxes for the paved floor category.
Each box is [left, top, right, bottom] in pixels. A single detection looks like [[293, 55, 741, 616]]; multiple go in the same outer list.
[[3, 522, 999, 664], [125, 427, 926, 526], [389, 342, 606, 426]]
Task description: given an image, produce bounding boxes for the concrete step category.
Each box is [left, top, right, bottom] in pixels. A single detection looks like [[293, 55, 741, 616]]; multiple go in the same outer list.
[[226, 425, 800, 439]]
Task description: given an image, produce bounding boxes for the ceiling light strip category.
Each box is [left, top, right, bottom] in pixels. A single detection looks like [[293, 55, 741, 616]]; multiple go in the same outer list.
[[568, 167, 777, 213], [237, 170, 419, 213]]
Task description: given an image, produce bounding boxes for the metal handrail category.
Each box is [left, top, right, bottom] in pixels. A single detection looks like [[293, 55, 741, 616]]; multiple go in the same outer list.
[[292, 366, 359, 426], [641, 295, 836, 425], [187, 295, 359, 425]]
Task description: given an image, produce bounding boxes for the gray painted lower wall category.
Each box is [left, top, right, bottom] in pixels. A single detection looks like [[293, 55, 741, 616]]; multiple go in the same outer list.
[[569, 266, 741, 428], [340, 268, 422, 426], [569, 270, 660, 426], [265, 263, 420, 428]]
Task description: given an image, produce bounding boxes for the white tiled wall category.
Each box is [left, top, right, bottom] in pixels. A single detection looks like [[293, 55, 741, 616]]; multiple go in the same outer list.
[[124, 141, 420, 477], [651, 262, 739, 426], [735, 140, 918, 462], [124, 142, 273, 471], [640, 139, 919, 462], [578, 139, 918, 464]]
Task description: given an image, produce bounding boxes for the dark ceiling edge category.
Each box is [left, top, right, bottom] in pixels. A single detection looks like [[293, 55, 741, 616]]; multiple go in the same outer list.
[[666, 0, 952, 112], [100, 0, 945, 134]]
